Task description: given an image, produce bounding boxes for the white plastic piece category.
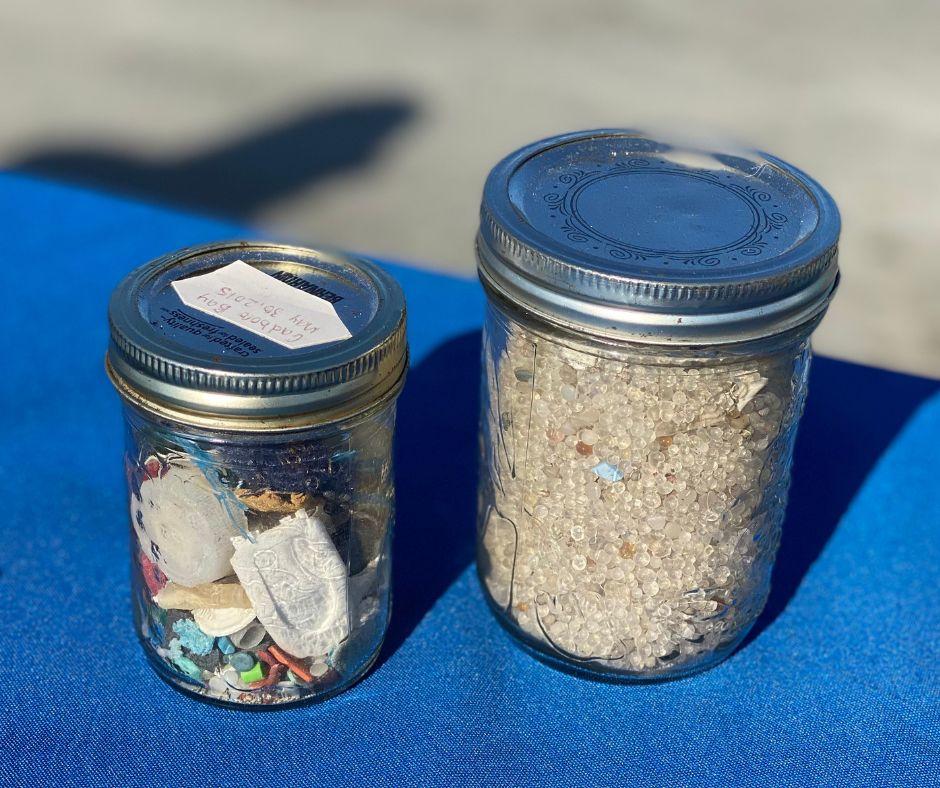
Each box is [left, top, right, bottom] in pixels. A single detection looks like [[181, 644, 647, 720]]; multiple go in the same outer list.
[[132, 464, 245, 586], [193, 607, 258, 637], [230, 510, 348, 658]]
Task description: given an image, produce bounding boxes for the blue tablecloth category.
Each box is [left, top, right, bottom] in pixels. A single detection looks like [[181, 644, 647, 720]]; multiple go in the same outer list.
[[1, 174, 938, 787]]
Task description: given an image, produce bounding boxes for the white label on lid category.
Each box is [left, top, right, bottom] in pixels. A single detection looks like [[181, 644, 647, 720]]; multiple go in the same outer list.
[[171, 260, 352, 350]]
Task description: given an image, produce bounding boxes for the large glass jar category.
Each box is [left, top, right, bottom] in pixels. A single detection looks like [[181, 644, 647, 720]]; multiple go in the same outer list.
[[107, 242, 407, 705], [475, 131, 840, 681]]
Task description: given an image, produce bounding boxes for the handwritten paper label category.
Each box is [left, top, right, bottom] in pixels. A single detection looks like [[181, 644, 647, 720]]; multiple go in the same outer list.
[[171, 261, 352, 350]]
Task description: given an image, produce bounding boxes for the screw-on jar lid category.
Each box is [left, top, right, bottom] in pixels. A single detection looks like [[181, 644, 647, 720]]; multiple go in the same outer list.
[[477, 129, 840, 344], [107, 241, 407, 428]]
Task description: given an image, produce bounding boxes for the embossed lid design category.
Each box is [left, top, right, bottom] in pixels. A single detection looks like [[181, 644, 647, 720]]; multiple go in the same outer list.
[[477, 129, 840, 344], [107, 241, 407, 428]]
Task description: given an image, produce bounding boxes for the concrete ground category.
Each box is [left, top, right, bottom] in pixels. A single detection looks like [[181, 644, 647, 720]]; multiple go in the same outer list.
[[1, 0, 937, 377]]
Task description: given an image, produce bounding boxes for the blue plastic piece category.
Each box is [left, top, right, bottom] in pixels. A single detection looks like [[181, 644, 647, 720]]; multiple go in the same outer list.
[[592, 461, 624, 482], [172, 618, 215, 656]]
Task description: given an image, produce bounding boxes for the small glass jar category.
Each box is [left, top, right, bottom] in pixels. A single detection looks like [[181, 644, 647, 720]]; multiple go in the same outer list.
[[107, 241, 407, 706], [475, 131, 840, 680]]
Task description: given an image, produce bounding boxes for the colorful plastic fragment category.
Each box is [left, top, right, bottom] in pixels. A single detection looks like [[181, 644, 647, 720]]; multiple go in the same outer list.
[[249, 662, 285, 689], [240, 662, 264, 683], [139, 551, 167, 597], [167, 639, 203, 682], [592, 461, 625, 482], [227, 652, 254, 672], [172, 618, 215, 656], [267, 645, 314, 683]]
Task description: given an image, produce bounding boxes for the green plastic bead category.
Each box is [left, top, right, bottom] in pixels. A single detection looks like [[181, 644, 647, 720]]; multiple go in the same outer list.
[[240, 661, 263, 683]]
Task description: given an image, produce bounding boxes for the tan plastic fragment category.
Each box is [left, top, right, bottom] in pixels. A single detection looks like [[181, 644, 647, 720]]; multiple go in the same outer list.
[[155, 580, 252, 610]]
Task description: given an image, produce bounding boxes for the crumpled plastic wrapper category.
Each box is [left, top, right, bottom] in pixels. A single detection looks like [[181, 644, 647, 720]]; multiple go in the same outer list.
[[230, 509, 348, 658]]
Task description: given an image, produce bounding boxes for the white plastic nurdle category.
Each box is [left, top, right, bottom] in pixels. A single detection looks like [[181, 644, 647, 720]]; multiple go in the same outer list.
[[480, 326, 803, 673]]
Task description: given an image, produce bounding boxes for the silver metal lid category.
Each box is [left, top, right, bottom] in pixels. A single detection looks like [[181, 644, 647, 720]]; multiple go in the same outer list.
[[477, 129, 840, 344], [107, 241, 407, 427]]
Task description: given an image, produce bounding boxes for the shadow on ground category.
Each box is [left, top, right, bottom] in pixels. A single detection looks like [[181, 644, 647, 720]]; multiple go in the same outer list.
[[382, 333, 939, 663], [12, 98, 415, 218], [379, 331, 482, 665]]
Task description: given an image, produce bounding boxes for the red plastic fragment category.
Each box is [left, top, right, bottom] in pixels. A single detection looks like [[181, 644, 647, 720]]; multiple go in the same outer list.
[[267, 645, 314, 683], [248, 662, 285, 689], [139, 551, 167, 597], [143, 455, 163, 480]]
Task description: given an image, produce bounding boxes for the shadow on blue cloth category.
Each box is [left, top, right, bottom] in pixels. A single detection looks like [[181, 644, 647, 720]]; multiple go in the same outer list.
[[383, 331, 482, 665], [385, 330, 938, 665], [749, 355, 938, 644]]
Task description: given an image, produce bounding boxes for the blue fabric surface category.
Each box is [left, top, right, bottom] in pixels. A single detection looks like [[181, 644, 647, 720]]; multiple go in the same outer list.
[[1, 174, 938, 787]]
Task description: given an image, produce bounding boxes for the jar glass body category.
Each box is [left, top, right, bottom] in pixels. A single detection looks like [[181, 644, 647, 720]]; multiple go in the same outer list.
[[122, 399, 396, 706], [477, 296, 814, 680]]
